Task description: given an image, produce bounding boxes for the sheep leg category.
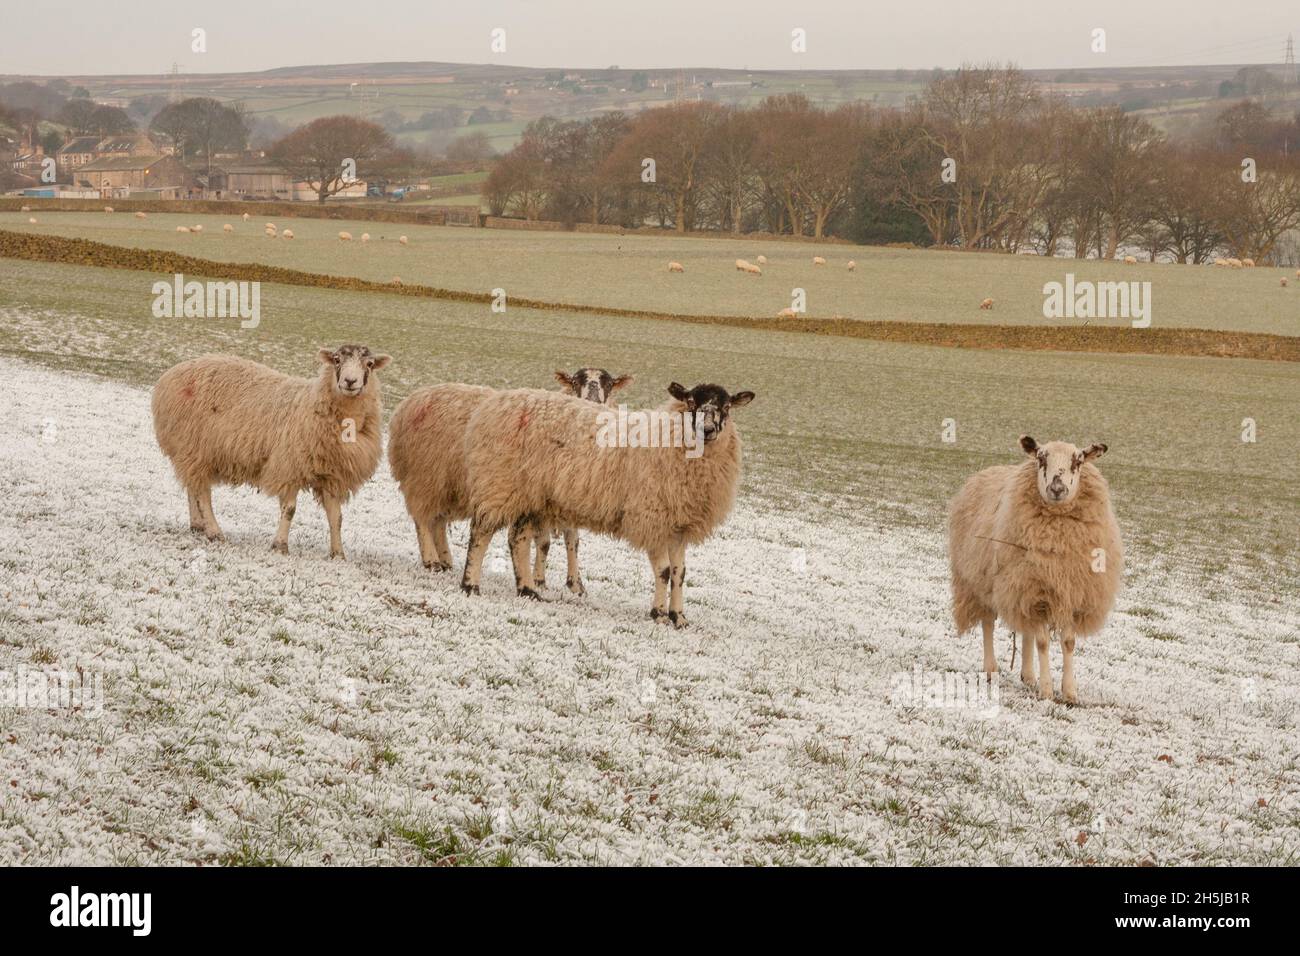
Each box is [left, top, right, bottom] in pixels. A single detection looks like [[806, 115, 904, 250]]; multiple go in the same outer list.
[[1019, 632, 1035, 688], [1061, 636, 1078, 705], [667, 539, 688, 629], [194, 483, 223, 541], [461, 516, 501, 595], [531, 520, 552, 589], [563, 528, 585, 596], [1035, 629, 1053, 701], [649, 550, 671, 622], [322, 493, 344, 559], [508, 518, 544, 600], [981, 617, 996, 676], [272, 493, 296, 554], [186, 493, 203, 534], [414, 519, 433, 567], [431, 517, 453, 571]]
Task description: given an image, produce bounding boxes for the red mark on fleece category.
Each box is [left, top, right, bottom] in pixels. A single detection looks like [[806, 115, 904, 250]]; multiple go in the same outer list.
[[516, 409, 530, 433], [180, 380, 195, 400]]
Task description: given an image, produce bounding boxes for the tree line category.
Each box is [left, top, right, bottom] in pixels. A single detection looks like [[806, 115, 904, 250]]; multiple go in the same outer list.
[[482, 65, 1300, 263]]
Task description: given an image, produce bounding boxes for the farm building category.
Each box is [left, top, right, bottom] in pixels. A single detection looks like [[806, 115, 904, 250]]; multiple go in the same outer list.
[[57, 136, 102, 175], [210, 164, 293, 200], [76, 154, 193, 199]]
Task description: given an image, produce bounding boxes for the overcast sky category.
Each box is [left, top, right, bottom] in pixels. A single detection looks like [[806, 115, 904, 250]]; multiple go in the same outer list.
[[2, 0, 1295, 75]]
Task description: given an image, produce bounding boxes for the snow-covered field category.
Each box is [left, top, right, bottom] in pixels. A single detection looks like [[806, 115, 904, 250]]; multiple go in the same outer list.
[[1, 356, 1296, 865]]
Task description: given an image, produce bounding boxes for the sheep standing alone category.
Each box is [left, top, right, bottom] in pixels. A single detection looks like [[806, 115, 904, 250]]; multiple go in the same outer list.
[[1242, 258, 1256, 267], [151, 345, 391, 558], [388, 368, 631, 593], [846, 260, 856, 271], [338, 231, 352, 241], [176, 226, 190, 233], [460, 382, 754, 625], [756, 255, 767, 265], [1122, 255, 1137, 264], [813, 256, 826, 265], [668, 262, 685, 273], [947, 436, 1123, 703], [361, 233, 371, 243], [399, 235, 409, 245], [223, 223, 234, 232], [103, 206, 114, 213], [242, 213, 251, 222], [979, 297, 994, 310], [135, 212, 147, 219], [282, 229, 294, 239]]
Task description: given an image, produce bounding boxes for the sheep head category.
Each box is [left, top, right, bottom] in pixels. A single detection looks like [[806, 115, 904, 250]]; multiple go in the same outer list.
[[1020, 435, 1107, 505], [668, 383, 755, 444], [318, 344, 391, 398], [555, 368, 633, 405]]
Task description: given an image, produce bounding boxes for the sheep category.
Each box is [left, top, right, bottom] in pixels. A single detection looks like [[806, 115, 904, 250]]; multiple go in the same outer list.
[[846, 260, 856, 271], [281, 229, 294, 239], [388, 367, 632, 593], [339, 231, 352, 241], [1282, 278, 1289, 288], [1227, 258, 1243, 268], [390, 276, 402, 285], [1214, 258, 1229, 267], [191, 224, 202, 233], [242, 213, 251, 221], [777, 307, 798, 318], [399, 235, 408, 245], [1295, 269, 1300, 278], [151, 345, 391, 558], [223, 223, 234, 232], [20, 205, 30, 212], [176, 226, 190, 233], [979, 297, 994, 310], [104, 206, 114, 213], [735, 258, 749, 271], [668, 261, 685, 273], [947, 436, 1122, 703], [813, 256, 826, 265], [756, 255, 767, 265], [460, 381, 754, 625], [1242, 258, 1256, 268], [735, 259, 762, 275], [1122, 255, 1137, 264], [135, 212, 147, 219], [361, 232, 371, 243], [27, 217, 37, 224], [265, 223, 276, 231]]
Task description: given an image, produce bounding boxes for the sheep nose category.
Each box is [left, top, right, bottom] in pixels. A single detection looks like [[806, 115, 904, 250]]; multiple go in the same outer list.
[[343, 377, 357, 389]]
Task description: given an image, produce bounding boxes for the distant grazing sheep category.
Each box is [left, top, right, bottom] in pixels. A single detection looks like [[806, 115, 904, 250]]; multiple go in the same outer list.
[[1214, 258, 1229, 267], [1242, 258, 1255, 267], [735, 259, 762, 275], [389, 368, 631, 594], [777, 307, 798, 318], [191, 225, 202, 233], [338, 231, 352, 241], [152, 345, 391, 558], [27, 217, 37, 224], [399, 235, 408, 245], [1282, 278, 1289, 287], [242, 213, 251, 221], [20, 205, 30, 212], [103, 206, 114, 213], [846, 260, 856, 271], [361, 233, 371, 243], [460, 381, 753, 626], [668, 261, 685, 273], [1227, 258, 1243, 268], [756, 255, 767, 265], [281, 229, 294, 239], [135, 212, 147, 219], [223, 224, 234, 232], [813, 256, 826, 265], [390, 276, 402, 285], [979, 297, 993, 310], [176, 226, 190, 233], [947, 436, 1122, 703], [1122, 255, 1137, 264]]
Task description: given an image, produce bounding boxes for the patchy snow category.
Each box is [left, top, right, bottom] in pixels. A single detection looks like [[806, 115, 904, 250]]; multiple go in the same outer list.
[[0, 356, 1296, 865]]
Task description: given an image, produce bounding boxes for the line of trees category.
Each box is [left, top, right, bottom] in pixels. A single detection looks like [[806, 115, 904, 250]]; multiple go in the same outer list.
[[483, 65, 1300, 263]]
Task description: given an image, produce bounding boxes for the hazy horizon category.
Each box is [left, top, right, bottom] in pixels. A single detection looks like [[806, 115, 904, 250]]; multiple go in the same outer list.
[[1, 0, 1295, 77]]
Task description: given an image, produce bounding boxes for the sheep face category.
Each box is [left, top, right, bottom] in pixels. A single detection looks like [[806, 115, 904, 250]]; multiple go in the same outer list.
[[668, 382, 755, 444], [318, 344, 392, 397], [555, 368, 632, 405], [1020, 435, 1106, 505]]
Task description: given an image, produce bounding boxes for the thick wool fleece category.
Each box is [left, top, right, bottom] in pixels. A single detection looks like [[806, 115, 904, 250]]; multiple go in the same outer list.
[[152, 355, 383, 502], [948, 459, 1123, 639], [388, 383, 494, 524], [464, 388, 743, 554]]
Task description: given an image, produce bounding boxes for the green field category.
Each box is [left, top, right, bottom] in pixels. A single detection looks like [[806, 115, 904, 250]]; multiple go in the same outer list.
[[3, 211, 1297, 337]]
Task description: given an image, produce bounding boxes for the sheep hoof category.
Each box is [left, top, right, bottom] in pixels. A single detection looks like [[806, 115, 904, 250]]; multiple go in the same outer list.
[[566, 578, 586, 596], [668, 611, 689, 629], [189, 524, 205, 535], [329, 550, 345, 560], [517, 586, 546, 601], [650, 607, 667, 622], [425, 560, 451, 572], [271, 541, 288, 555], [204, 530, 225, 542], [533, 578, 547, 590], [460, 583, 480, 596], [1038, 681, 1053, 701]]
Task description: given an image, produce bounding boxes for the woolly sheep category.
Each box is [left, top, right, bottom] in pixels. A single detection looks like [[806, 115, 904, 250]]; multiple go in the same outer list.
[[176, 226, 190, 233], [135, 212, 148, 219], [979, 297, 994, 310], [361, 232, 371, 243], [1122, 255, 1137, 264], [282, 229, 294, 239], [1242, 258, 1255, 267], [1295, 269, 1299, 278], [223, 224, 234, 232], [777, 307, 798, 318], [947, 436, 1122, 703], [1283, 278, 1289, 287], [668, 261, 685, 273], [339, 231, 352, 241], [20, 205, 30, 212], [104, 206, 114, 213], [756, 255, 767, 265], [460, 381, 754, 625], [151, 345, 391, 558], [27, 217, 37, 224], [1214, 258, 1229, 267], [390, 276, 402, 285], [813, 256, 826, 265], [192, 224, 202, 233], [1227, 258, 1243, 268], [735, 259, 762, 275], [399, 235, 408, 245], [388, 368, 632, 593], [846, 260, 856, 271], [265, 223, 276, 230], [735, 258, 748, 270]]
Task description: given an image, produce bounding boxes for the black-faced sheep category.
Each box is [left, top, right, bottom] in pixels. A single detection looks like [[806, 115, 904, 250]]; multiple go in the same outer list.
[[947, 436, 1123, 703], [460, 382, 754, 627], [387, 367, 632, 593], [151, 345, 391, 558]]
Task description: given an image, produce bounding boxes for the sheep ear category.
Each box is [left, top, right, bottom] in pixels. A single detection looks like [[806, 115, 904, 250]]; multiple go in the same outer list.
[[555, 370, 576, 391], [370, 354, 392, 371], [1019, 435, 1038, 456], [1081, 442, 1107, 461], [730, 391, 755, 407], [318, 348, 336, 365], [610, 374, 633, 392], [668, 382, 691, 402]]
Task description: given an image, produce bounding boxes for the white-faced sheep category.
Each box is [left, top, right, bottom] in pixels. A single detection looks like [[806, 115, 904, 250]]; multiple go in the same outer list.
[[388, 368, 632, 594], [361, 233, 371, 243], [735, 259, 762, 275], [947, 436, 1123, 703], [668, 262, 685, 273], [1122, 255, 1137, 264], [846, 260, 856, 271], [399, 235, 409, 245], [339, 231, 352, 241], [460, 382, 754, 625], [979, 297, 994, 310], [735, 258, 749, 271], [813, 256, 826, 265], [151, 345, 391, 558], [281, 229, 294, 240], [390, 276, 402, 285]]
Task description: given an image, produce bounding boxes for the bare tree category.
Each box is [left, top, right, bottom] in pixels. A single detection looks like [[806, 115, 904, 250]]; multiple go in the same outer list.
[[270, 116, 393, 202]]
